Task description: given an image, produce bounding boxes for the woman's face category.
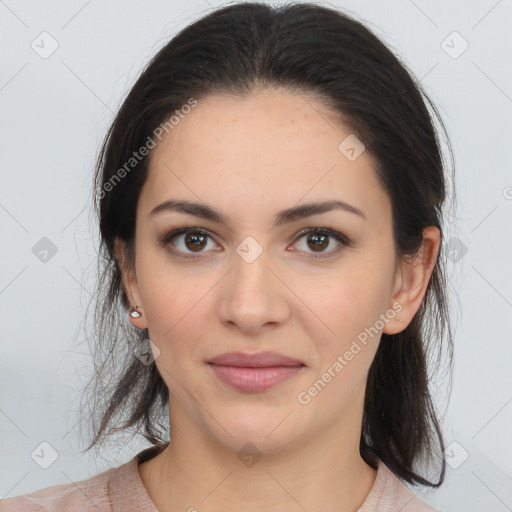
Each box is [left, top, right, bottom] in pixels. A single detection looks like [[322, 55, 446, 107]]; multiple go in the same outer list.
[[120, 87, 408, 454]]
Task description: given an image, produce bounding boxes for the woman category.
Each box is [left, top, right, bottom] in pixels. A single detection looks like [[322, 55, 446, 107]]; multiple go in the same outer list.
[[1, 1, 454, 511]]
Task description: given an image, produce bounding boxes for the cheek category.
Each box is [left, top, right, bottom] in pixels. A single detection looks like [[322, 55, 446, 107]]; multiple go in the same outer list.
[[135, 243, 209, 331], [143, 281, 209, 348], [140, 278, 211, 399], [307, 260, 392, 334], [300, 256, 394, 374], [136, 258, 216, 375], [296, 266, 389, 416]]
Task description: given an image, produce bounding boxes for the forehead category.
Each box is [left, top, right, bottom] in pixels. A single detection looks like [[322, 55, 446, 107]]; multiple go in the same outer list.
[[141, 87, 391, 227]]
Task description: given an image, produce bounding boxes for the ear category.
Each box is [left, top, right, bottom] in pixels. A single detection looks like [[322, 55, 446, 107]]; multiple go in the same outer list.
[[114, 237, 148, 330], [383, 226, 441, 335]]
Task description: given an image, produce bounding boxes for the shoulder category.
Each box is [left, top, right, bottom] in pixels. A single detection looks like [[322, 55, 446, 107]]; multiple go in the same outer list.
[[0, 444, 166, 512], [358, 460, 441, 512], [0, 465, 118, 512]]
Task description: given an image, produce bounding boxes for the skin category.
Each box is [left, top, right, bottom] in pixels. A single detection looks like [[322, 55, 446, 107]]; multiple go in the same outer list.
[[115, 87, 440, 512]]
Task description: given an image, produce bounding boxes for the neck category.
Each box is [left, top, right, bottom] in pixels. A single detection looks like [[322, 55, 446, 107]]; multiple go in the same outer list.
[[138, 394, 377, 512]]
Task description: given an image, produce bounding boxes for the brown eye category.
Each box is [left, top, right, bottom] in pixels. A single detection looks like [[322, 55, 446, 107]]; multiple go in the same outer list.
[[184, 232, 208, 252], [161, 226, 351, 261], [292, 228, 351, 259], [161, 227, 217, 259], [306, 232, 329, 252]]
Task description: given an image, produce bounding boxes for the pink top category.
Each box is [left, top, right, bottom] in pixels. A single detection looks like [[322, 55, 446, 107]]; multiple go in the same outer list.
[[0, 443, 439, 511]]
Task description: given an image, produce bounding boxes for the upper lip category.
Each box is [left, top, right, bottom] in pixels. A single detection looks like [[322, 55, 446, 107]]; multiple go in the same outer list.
[[207, 351, 305, 368]]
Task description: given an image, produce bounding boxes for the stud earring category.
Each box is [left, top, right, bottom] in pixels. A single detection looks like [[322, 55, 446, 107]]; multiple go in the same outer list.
[[129, 305, 142, 318]]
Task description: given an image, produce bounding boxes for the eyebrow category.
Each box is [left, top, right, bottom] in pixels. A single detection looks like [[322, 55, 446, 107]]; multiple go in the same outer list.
[[149, 198, 366, 226]]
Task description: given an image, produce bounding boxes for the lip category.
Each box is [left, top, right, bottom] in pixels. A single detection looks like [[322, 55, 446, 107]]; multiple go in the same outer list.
[[207, 351, 306, 392], [208, 365, 305, 392], [207, 351, 305, 367]]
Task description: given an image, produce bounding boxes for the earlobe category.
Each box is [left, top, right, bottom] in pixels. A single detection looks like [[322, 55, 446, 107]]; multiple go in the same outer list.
[[128, 304, 147, 330], [383, 226, 441, 335], [127, 305, 148, 330]]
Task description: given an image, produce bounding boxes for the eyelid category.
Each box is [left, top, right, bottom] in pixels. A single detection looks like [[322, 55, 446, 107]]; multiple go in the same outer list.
[[160, 226, 352, 259]]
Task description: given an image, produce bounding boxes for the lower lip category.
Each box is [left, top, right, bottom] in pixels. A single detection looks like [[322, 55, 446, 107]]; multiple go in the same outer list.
[[208, 364, 304, 392]]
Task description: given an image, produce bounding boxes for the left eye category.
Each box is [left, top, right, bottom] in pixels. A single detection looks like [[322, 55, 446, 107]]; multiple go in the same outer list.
[[292, 228, 351, 258], [161, 227, 351, 259]]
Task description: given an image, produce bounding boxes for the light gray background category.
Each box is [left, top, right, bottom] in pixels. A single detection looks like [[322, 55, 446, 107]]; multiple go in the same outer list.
[[1, 1, 511, 510]]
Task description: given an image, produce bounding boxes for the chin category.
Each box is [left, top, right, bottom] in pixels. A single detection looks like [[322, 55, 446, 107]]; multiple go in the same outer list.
[[206, 410, 303, 455]]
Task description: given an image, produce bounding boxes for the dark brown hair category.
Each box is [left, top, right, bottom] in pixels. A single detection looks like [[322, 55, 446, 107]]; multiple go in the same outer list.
[[80, 1, 455, 488]]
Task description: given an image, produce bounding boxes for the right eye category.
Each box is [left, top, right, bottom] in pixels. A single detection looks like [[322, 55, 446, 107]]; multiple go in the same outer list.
[[160, 227, 220, 259]]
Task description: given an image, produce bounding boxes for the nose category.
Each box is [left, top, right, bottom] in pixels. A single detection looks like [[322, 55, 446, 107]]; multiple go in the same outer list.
[[216, 245, 291, 335]]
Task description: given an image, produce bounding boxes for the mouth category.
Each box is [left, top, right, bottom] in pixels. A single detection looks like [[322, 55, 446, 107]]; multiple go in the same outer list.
[[207, 351, 305, 368], [206, 351, 305, 392]]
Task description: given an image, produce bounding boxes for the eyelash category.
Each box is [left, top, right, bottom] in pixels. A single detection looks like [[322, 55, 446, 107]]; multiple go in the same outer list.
[[160, 226, 352, 260]]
